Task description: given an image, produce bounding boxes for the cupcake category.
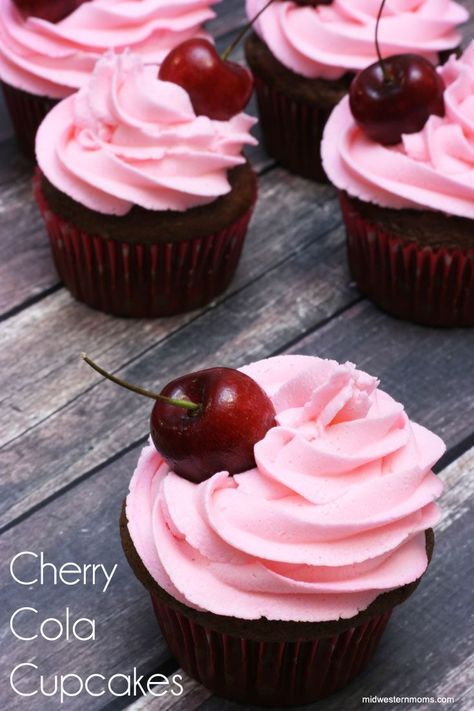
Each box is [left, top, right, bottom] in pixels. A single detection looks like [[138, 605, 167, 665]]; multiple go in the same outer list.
[[0, 0, 216, 158], [34, 50, 257, 317], [244, 0, 468, 182], [322, 43, 474, 328], [121, 354, 445, 706]]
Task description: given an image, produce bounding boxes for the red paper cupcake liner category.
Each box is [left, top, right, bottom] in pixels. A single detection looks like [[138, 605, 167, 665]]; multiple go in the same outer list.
[[151, 592, 392, 706], [1, 82, 58, 160], [340, 192, 474, 327], [34, 173, 256, 317], [253, 75, 333, 183]]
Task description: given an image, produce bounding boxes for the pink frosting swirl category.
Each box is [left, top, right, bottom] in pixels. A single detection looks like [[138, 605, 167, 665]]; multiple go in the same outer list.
[[0, 0, 216, 99], [246, 0, 468, 80], [126, 355, 444, 623], [322, 43, 474, 219], [36, 51, 256, 214]]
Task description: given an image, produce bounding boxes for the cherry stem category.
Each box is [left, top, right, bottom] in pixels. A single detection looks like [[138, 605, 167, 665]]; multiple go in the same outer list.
[[221, 0, 276, 61], [375, 0, 390, 83], [81, 354, 200, 411]]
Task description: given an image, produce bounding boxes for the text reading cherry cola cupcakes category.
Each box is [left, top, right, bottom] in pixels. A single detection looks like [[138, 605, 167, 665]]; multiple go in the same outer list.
[[82, 353, 446, 706], [0, 0, 216, 157], [35, 50, 258, 317], [244, 0, 467, 182]]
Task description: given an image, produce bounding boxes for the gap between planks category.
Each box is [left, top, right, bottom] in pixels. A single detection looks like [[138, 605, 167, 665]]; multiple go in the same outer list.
[[169, 447, 474, 711], [118, 446, 474, 711], [125, 673, 211, 711], [0, 441, 471, 711], [0, 20, 269, 319], [1, 0, 473, 317], [0, 173, 339, 449], [0, 173, 347, 529]]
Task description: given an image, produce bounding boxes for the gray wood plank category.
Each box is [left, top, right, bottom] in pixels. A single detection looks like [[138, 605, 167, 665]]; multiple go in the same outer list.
[[0, 18, 269, 319], [0, 446, 168, 711], [0, 438, 470, 711], [206, 0, 247, 41], [1, 0, 472, 318], [0, 175, 350, 530], [0, 141, 57, 315], [461, 0, 474, 39], [287, 299, 474, 451], [188, 447, 474, 711], [127, 673, 211, 710]]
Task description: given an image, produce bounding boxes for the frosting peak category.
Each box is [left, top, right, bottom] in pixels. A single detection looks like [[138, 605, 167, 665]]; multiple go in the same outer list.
[[36, 51, 257, 214], [322, 43, 474, 219], [127, 355, 444, 622], [272, 359, 379, 431]]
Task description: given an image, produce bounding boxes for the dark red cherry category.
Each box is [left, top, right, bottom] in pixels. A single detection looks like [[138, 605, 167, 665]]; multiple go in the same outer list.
[[159, 39, 253, 121], [81, 355, 276, 485], [150, 368, 276, 483], [13, 0, 89, 22], [349, 54, 445, 146], [158, 0, 280, 119]]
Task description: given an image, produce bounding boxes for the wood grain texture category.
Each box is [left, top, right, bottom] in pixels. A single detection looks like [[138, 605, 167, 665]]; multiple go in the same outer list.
[[1, 0, 472, 318], [0, 14, 266, 319], [0, 1, 472, 710], [0, 175, 346, 530], [205, 0, 247, 41], [0, 141, 56, 316], [287, 299, 474, 450], [184, 448, 474, 711], [127, 673, 211, 710], [0, 446, 166, 711], [0, 440, 470, 711]]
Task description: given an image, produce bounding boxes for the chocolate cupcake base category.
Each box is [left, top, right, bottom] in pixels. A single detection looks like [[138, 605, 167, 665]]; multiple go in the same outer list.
[[120, 503, 434, 706], [340, 192, 474, 327], [152, 593, 391, 706], [1, 82, 58, 160], [244, 34, 456, 185], [34, 164, 257, 317], [245, 33, 351, 183]]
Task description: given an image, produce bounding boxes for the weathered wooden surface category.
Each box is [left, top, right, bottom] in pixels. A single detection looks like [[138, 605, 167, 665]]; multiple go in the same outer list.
[[0, 31, 266, 321], [197, 451, 474, 711], [124, 447, 474, 711], [2, 442, 469, 711], [127, 673, 212, 710], [0, 0, 473, 709], [0, 176, 345, 530]]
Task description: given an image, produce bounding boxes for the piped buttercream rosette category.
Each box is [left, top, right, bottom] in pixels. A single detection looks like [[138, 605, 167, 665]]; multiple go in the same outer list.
[[0, 0, 216, 98], [246, 0, 468, 81], [127, 355, 444, 623], [322, 42, 474, 219], [36, 50, 257, 214]]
